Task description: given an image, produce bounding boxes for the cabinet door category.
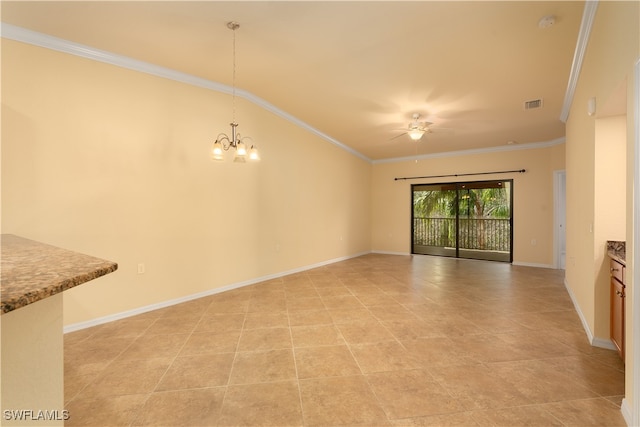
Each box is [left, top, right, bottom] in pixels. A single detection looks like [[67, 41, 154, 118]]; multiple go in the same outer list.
[[611, 278, 625, 359]]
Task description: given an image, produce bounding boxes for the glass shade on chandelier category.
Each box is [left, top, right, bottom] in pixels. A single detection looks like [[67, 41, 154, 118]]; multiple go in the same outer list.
[[211, 122, 259, 163]]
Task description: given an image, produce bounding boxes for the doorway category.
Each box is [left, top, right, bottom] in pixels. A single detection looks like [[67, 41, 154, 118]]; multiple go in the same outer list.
[[411, 180, 513, 262]]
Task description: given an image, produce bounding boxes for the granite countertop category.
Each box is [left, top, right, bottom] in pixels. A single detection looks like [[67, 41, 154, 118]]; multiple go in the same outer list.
[[607, 240, 626, 266], [1, 234, 117, 314]]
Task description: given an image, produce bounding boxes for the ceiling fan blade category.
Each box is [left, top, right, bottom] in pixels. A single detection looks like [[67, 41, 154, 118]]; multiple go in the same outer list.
[[389, 132, 407, 140]]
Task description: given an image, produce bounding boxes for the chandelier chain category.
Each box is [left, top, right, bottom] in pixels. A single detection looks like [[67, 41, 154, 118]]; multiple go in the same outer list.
[[231, 23, 237, 124]]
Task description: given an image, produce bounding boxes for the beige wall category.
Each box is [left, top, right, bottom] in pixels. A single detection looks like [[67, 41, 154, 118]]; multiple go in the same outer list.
[[564, 0, 639, 411], [371, 143, 565, 266], [1, 40, 372, 326], [593, 115, 627, 338]]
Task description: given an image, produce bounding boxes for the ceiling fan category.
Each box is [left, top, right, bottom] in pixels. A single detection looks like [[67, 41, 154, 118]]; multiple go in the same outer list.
[[390, 113, 433, 141]]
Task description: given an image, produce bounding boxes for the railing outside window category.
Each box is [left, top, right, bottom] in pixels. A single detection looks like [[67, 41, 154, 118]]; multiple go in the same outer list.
[[413, 217, 510, 252]]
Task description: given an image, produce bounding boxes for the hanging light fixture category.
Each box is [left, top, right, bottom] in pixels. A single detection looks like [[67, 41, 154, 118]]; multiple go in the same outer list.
[[211, 21, 259, 163], [407, 127, 426, 141], [407, 113, 430, 141]]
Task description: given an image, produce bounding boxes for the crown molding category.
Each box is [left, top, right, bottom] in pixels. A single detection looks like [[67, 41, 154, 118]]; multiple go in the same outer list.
[[2, 22, 570, 165], [560, 0, 599, 123], [1, 22, 372, 163], [372, 137, 566, 165]]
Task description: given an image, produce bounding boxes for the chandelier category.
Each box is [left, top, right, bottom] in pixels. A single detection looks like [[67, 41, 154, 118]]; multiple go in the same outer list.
[[211, 22, 259, 162]]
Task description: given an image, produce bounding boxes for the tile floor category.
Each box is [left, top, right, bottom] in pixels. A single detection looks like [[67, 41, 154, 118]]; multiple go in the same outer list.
[[63, 254, 627, 426]]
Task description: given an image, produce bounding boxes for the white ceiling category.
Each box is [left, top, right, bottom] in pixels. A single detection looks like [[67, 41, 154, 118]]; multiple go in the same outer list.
[[1, 1, 585, 162]]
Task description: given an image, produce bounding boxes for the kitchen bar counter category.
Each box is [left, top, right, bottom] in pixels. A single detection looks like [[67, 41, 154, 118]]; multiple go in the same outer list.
[[1, 234, 117, 426], [607, 240, 626, 265], [1, 234, 117, 314]]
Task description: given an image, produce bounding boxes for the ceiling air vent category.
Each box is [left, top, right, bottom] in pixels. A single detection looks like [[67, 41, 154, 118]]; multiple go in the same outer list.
[[524, 98, 543, 110]]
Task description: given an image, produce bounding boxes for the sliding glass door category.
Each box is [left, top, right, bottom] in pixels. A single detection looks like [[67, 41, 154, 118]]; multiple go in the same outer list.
[[412, 180, 512, 262]]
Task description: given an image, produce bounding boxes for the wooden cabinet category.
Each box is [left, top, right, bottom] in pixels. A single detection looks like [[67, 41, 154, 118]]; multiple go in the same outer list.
[[610, 258, 625, 360]]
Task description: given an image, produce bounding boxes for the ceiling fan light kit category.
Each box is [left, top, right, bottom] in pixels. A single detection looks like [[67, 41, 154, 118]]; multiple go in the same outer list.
[[406, 113, 431, 141]]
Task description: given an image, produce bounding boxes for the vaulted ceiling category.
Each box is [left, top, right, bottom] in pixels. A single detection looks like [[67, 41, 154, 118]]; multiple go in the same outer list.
[[1, 1, 585, 162]]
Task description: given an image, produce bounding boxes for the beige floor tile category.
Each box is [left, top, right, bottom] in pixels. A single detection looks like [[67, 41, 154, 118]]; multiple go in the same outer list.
[[490, 359, 599, 403], [382, 319, 441, 340], [299, 376, 387, 426], [157, 299, 211, 318], [82, 317, 156, 340], [291, 324, 345, 347], [219, 381, 303, 426], [389, 411, 481, 426], [229, 349, 297, 384], [132, 388, 225, 426], [179, 330, 241, 356], [428, 363, 530, 410], [421, 316, 489, 337], [144, 315, 201, 335], [194, 312, 246, 333], [64, 358, 112, 380], [402, 337, 479, 367], [64, 335, 135, 367], [350, 341, 421, 373], [118, 333, 189, 360], [469, 405, 565, 426], [64, 373, 97, 405], [78, 357, 171, 399], [63, 254, 626, 426], [284, 283, 318, 294], [542, 355, 627, 396], [495, 330, 580, 359], [288, 309, 334, 327], [321, 295, 365, 310], [337, 320, 397, 344], [65, 394, 148, 426], [207, 299, 249, 314], [456, 312, 535, 334], [294, 345, 361, 379], [541, 397, 628, 426], [156, 353, 235, 390], [286, 296, 327, 312], [64, 327, 99, 346], [247, 296, 287, 312], [243, 311, 289, 329], [367, 369, 466, 419], [236, 327, 292, 351], [329, 307, 376, 323], [447, 333, 530, 362], [314, 286, 352, 297], [354, 293, 393, 306], [368, 304, 419, 322]]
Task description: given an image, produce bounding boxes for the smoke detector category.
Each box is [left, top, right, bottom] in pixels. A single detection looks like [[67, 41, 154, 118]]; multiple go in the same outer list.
[[538, 15, 556, 29]]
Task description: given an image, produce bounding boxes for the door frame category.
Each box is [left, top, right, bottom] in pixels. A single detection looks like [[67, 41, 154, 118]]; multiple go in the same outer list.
[[410, 179, 514, 262]]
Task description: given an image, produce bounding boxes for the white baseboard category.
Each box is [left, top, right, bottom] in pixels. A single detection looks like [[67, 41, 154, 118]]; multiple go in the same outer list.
[[591, 337, 617, 351], [64, 251, 370, 333], [563, 277, 617, 350], [370, 250, 411, 256], [563, 277, 596, 344], [621, 398, 632, 426], [512, 261, 555, 269]]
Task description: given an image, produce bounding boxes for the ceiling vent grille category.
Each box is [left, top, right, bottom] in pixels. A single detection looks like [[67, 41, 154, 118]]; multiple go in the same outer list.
[[524, 99, 544, 110]]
